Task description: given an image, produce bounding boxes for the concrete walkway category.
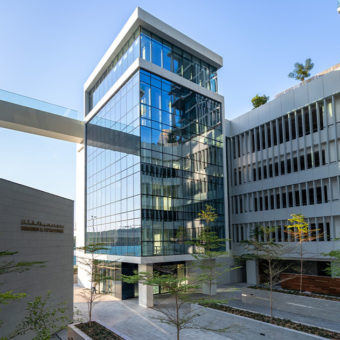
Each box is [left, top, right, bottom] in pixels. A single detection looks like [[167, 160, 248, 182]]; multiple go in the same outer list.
[[72, 286, 330, 339], [216, 283, 340, 333]]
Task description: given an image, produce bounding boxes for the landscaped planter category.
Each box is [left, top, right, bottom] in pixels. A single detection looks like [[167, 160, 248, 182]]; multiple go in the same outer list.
[[242, 287, 340, 323], [67, 324, 92, 340], [67, 322, 127, 340], [203, 303, 340, 339], [280, 273, 340, 296]]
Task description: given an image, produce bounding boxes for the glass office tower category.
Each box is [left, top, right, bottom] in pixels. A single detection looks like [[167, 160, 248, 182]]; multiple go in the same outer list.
[[82, 7, 225, 302], [86, 68, 224, 256]]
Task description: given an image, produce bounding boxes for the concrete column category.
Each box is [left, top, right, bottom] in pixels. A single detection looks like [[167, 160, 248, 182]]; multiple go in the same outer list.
[[138, 264, 153, 308], [246, 260, 258, 286]]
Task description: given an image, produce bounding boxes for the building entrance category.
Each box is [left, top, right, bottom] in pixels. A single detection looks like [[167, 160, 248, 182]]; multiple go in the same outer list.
[[152, 262, 186, 295]]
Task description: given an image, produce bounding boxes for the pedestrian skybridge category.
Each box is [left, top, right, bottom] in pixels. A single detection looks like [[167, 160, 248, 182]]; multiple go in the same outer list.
[[0, 89, 84, 144], [0, 89, 140, 155]]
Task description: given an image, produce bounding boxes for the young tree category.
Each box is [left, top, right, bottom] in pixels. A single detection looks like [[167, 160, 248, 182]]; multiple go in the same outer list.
[[251, 94, 269, 109], [322, 239, 340, 277], [0, 251, 44, 327], [286, 214, 318, 293], [190, 205, 237, 299], [76, 243, 110, 325], [8, 291, 68, 340], [288, 58, 314, 82], [323, 250, 340, 277], [242, 225, 289, 319], [122, 264, 227, 340]]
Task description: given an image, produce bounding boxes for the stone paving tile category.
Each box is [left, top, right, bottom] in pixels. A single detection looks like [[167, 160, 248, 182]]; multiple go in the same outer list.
[[73, 286, 328, 340], [217, 284, 340, 333]]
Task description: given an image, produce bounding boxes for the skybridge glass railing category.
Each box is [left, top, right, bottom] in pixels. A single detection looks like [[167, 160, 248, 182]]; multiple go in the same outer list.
[[0, 89, 80, 120]]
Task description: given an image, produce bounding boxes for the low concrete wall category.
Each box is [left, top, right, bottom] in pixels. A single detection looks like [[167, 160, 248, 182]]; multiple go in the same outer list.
[[67, 322, 129, 340], [198, 304, 327, 340], [242, 287, 340, 323], [281, 273, 340, 296], [67, 324, 92, 340]]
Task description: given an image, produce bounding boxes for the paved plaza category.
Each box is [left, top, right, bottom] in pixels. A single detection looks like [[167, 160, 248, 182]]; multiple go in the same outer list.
[[66, 284, 338, 340]]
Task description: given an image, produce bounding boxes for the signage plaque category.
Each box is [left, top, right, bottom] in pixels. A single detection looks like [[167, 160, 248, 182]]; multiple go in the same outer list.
[[20, 219, 64, 233]]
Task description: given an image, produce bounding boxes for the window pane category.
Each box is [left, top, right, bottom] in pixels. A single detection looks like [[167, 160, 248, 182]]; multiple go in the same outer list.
[[183, 57, 192, 80], [141, 33, 151, 62], [140, 83, 150, 106], [162, 44, 171, 71], [172, 53, 183, 76], [151, 85, 161, 109], [151, 39, 162, 67]]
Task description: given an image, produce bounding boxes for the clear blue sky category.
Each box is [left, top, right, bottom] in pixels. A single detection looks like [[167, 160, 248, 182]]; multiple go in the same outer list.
[[0, 0, 339, 199]]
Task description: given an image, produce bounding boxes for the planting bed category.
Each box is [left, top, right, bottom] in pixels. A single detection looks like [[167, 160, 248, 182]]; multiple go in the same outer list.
[[205, 303, 340, 339], [249, 285, 340, 302], [76, 321, 124, 340]]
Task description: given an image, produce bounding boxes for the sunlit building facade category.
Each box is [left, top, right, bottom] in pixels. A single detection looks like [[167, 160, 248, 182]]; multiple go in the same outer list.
[[75, 7, 340, 304], [78, 7, 226, 304], [226, 65, 340, 285]]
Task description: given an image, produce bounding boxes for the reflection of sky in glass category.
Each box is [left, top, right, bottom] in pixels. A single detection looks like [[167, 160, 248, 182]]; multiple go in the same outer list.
[[0, 88, 79, 120], [86, 72, 141, 256], [139, 70, 224, 257], [86, 67, 224, 257]]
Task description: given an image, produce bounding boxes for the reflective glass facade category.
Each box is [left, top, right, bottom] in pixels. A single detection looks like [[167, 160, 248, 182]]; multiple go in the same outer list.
[[140, 29, 218, 92], [86, 72, 141, 256], [140, 70, 224, 256], [89, 29, 140, 110], [88, 28, 218, 112], [86, 69, 224, 257]]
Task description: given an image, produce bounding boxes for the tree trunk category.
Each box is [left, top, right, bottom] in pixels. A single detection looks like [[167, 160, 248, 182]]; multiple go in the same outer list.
[[175, 294, 180, 340], [299, 240, 303, 293], [209, 263, 212, 296], [269, 259, 273, 320], [89, 290, 93, 324]]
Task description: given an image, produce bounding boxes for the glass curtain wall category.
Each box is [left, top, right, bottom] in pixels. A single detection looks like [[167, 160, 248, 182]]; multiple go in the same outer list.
[[86, 69, 224, 257], [96, 261, 122, 296], [140, 70, 224, 256], [88, 27, 218, 112], [89, 29, 140, 110], [140, 28, 218, 92], [86, 72, 141, 256]]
